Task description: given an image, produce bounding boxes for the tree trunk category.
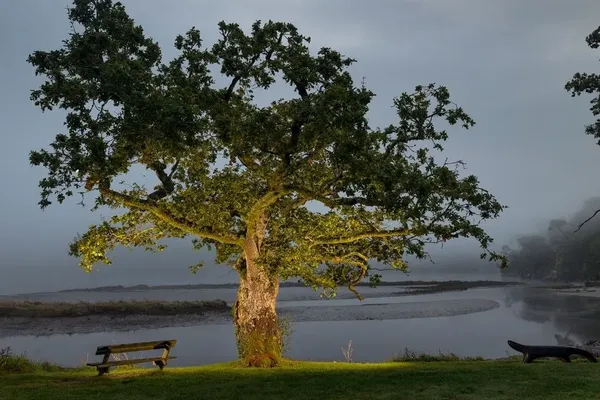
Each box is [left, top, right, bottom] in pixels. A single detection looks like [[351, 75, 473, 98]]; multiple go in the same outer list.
[[233, 239, 282, 367]]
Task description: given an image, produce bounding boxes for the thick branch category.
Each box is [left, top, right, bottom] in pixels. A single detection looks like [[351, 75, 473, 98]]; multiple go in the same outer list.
[[246, 188, 291, 234], [312, 229, 411, 246], [147, 161, 177, 201], [100, 187, 244, 246], [283, 185, 369, 209], [283, 81, 309, 167]]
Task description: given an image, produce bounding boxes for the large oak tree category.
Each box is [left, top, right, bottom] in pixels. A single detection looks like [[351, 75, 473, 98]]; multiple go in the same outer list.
[[28, 0, 505, 366]]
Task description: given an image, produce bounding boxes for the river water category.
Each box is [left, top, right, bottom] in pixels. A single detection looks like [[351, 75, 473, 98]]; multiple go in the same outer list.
[[2, 283, 600, 367]]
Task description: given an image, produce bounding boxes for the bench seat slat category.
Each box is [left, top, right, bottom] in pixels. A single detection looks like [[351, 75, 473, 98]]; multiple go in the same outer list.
[[87, 356, 176, 368], [95, 340, 177, 355]]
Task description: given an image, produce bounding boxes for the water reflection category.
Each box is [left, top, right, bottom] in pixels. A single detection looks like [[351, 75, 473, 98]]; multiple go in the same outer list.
[[504, 286, 600, 344]]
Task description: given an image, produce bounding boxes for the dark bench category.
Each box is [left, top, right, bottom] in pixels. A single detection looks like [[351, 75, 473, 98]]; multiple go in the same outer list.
[[507, 340, 597, 363], [86, 339, 177, 376]]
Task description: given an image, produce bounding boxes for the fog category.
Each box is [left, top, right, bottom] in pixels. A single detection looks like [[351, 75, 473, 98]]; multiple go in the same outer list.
[[1, 0, 600, 295]]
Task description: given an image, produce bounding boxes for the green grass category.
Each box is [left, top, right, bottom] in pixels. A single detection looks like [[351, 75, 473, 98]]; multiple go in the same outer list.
[[2, 359, 600, 400]]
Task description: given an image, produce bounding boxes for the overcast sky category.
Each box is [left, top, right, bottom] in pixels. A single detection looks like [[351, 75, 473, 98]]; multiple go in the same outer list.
[[1, 0, 599, 294]]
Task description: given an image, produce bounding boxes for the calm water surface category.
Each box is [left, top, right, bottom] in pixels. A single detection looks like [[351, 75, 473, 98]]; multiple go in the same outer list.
[[3, 286, 600, 367]]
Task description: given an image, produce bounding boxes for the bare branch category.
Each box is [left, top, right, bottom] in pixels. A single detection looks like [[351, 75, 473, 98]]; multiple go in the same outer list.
[[574, 208, 600, 233]]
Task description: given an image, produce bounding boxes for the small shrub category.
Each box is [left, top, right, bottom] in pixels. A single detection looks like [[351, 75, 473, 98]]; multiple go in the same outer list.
[[0, 347, 64, 374], [392, 348, 484, 362]]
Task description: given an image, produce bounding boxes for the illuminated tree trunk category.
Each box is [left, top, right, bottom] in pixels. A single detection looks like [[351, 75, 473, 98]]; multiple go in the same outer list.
[[233, 238, 282, 367]]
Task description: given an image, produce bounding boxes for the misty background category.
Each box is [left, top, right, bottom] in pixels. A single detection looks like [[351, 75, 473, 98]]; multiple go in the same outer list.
[[1, 0, 600, 295]]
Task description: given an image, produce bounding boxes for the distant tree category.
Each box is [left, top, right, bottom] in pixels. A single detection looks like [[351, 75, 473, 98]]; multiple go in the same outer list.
[[28, 0, 506, 366], [566, 24, 600, 231], [502, 198, 600, 282]]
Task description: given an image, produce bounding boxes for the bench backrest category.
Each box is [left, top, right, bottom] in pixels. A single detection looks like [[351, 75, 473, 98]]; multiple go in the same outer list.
[[95, 340, 177, 355]]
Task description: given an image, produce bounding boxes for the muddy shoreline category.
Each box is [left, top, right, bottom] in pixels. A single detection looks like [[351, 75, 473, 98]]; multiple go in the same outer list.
[[0, 298, 500, 338], [0, 280, 519, 338], [0, 280, 521, 337]]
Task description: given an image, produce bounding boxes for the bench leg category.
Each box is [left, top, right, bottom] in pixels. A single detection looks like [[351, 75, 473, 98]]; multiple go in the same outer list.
[[154, 348, 171, 371], [96, 353, 111, 376]]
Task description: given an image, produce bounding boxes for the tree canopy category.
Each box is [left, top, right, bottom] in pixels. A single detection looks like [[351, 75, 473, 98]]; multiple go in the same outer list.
[[28, 0, 506, 365], [28, 0, 506, 295]]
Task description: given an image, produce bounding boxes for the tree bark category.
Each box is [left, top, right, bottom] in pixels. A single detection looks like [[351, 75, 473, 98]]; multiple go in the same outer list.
[[233, 238, 282, 367]]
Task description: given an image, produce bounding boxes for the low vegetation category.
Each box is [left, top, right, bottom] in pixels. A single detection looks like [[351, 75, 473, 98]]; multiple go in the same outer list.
[[391, 348, 485, 362], [0, 347, 65, 374], [0, 299, 229, 318]]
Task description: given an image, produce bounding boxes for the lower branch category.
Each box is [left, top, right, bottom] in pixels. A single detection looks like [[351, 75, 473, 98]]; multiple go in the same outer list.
[[323, 255, 368, 301], [311, 229, 411, 246], [100, 187, 244, 246]]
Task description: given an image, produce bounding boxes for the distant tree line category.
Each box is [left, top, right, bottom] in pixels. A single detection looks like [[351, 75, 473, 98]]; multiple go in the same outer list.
[[501, 197, 600, 282]]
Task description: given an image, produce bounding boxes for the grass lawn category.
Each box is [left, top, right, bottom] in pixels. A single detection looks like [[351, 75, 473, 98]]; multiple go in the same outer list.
[[1, 360, 599, 400]]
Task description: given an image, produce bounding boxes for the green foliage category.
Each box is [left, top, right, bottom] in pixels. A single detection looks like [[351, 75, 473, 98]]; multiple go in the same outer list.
[[566, 24, 600, 145], [565, 24, 600, 232], [501, 197, 600, 281], [28, 0, 506, 298]]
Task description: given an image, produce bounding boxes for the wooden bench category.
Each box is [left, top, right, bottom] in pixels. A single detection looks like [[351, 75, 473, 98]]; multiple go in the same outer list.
[[507, 340, 597, 363], [86, 339, 177, 376]]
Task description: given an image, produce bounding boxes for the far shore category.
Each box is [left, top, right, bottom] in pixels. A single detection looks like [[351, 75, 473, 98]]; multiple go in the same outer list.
[[48, 279, 522, 295]]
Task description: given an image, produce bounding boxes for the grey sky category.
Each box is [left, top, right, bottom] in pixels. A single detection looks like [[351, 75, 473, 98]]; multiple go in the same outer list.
[[1, 0, 599, 294]]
